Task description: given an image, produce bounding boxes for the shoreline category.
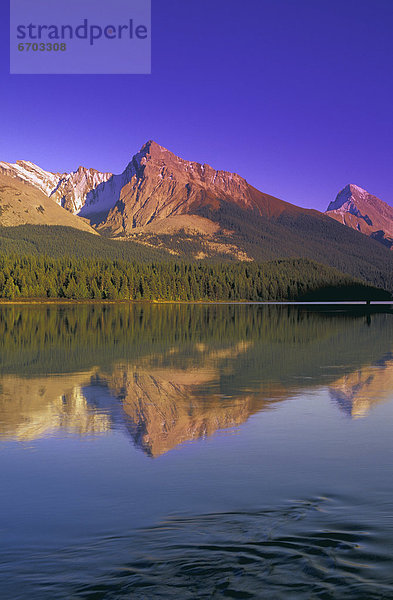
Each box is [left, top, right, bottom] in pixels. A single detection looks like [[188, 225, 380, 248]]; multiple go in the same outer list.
[[0, 299, 392, 306]]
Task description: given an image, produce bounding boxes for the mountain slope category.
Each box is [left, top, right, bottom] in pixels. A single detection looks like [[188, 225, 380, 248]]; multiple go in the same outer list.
[[0, 160, 112, 213], [0, 174, 97, 234], [0, 225, 170, 262], [78, 140, 306, 236], [77, 141, 393, 291], [0, 160, 62, 196], [1, 142, 393, 292], [326, 184, 393, 248]]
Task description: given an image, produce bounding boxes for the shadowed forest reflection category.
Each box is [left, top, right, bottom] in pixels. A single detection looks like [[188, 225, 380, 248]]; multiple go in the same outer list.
[[1, 304, 393, 454]]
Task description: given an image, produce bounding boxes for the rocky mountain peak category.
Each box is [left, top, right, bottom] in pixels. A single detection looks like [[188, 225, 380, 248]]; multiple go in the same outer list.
[[326, 184, 393, 248], [0, 142, 331, 241], [349, 183, 369, 195], [327, 184, 370, 212], [131, 140, 249, 190], [139, 139, 163, 155], [78, 140, 305, 235]]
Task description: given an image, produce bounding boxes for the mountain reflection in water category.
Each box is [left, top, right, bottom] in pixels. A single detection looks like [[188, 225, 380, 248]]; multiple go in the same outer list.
[[1, 304, 393, 600], [1, 304, 393, 455]]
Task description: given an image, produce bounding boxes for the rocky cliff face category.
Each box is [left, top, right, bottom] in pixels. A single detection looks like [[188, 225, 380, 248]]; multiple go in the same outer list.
[[0, 142, 297, 237], [3, 144, 393, 267], [0, 160, 62, 196], [326, 184, 393, 248], [0, 159, 112, 214], [79, 140, 305, 236], [53, 166, 113, 213]]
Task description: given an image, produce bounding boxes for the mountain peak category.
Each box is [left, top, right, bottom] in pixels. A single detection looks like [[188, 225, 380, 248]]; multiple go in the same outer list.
[[140, 139, 161, 152], [348, 183, 369, 195], [77, 138, 307, 235], [15, 160, 40, 169], [128, 140, 171, 172], [138, 140, 169, 158], [325, 183, 393, 248], [327, 184, 370, 212]]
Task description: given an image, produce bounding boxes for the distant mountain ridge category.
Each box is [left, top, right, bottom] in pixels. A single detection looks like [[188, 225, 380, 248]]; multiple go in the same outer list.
[[325, 184, 393, 248], [0, 141, 308, 236], [0, 171, 97, 234], [2, 142, 393, 244], [0, 159, 112, 214], [1, 141, 393, 292]]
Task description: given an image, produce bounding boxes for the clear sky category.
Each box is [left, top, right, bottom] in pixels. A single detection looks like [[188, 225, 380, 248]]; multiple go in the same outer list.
[[1, 0, 393, 210]]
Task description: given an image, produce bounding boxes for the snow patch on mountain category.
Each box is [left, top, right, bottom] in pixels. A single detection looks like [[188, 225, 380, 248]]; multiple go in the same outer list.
[[78, 162, 136, 216], [0, 160, 63, 197], [53, 168, 113, 213], [0, 160, 112, 214]]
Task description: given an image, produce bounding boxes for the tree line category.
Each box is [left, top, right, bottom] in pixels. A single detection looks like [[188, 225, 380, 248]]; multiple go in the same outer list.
[[0, 255, 389, 301], [0, 303, 391, 378]]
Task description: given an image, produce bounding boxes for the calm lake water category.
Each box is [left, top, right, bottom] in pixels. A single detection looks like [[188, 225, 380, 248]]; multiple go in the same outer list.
[[1, 304, 393, 599]]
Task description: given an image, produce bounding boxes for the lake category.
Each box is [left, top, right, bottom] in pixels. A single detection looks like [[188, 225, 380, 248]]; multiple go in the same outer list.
[[0, 303, 393, 599]]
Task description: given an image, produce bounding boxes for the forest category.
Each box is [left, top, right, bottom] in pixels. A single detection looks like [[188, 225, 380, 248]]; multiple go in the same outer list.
[[1, 223, 393, 293], [0, 254, 389, 301]]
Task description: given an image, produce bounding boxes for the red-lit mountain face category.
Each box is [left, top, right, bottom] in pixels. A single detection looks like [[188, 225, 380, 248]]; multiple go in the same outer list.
[[1, 141, 393, 293], [0, 141, 306, 239], [73, 140, 307, 237]]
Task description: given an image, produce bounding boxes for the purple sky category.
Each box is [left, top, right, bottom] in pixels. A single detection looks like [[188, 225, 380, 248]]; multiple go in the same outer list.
[[1, 0, 393, 210]]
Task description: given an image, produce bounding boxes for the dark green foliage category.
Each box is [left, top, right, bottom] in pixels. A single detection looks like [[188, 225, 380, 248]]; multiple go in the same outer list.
[[0, 304, 392, 380], [0, 255, 389, 301], [0, 225, 167, 262], [195, 203, 393, 291], [1, 219, 393, 295]]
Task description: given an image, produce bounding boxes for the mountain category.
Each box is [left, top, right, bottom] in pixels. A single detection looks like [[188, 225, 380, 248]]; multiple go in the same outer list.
[[0, 140, 322, 240], [326, 184, 393, 248], [2, 142, 393, 292], [77, 140, 306, 236], [0, 172, 97, 234], [51, 166, 113, 213], [0, 159, 112, 213]]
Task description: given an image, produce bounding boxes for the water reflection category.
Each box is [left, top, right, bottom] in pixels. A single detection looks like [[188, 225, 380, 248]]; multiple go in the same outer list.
[[329, 353, 393, 418], [0, 372, 110, 440], [103, 361, 283, 458], [1, 305, 393, 453]]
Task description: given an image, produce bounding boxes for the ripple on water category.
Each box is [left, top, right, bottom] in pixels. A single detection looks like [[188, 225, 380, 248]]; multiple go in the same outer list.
[[4, 495, 393, 600]]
